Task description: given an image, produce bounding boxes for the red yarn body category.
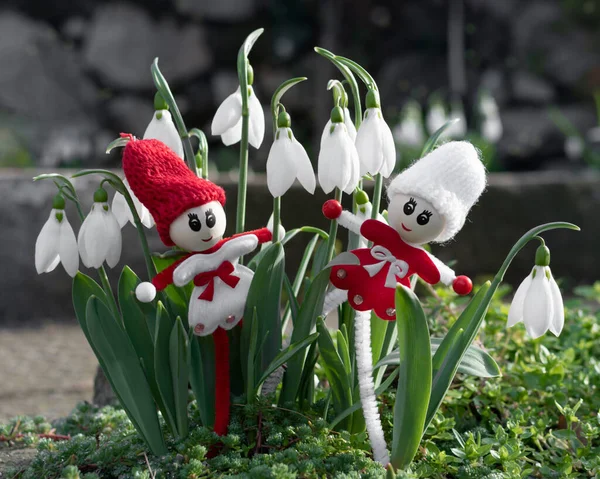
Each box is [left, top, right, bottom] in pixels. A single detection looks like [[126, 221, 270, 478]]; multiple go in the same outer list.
[[121, 138, 226, 246], [212, 327, 230, 436]]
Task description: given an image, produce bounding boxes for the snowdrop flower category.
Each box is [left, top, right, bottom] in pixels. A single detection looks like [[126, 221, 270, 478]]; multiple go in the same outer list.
[[143, 93, 184, 159], [35, 194, 79, 277], [211, 67, 265, 149], [426, 98, 448, 135], [393, 100, 425, 147], [508, 242, 564, 339], [266, 111, 316, 197], [355, 89, 396, 177], [78, 187, 122, 269], [320, 106, 357, 144], [479, 93, 503, 143], [318, 106, 360, 194], [112, 179, 154, 229]]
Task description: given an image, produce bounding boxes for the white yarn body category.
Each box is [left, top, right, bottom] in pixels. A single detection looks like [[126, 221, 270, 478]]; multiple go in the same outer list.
[[323, 288, 348, 316], [355, 309, 390, 465]]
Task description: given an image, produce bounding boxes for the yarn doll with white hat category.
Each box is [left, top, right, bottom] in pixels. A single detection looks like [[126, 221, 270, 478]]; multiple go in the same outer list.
[[321, 140, 486, 465], [120, 135, 273, 437]]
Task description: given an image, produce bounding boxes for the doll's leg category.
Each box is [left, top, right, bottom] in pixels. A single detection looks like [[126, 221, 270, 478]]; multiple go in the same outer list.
[[354, 309, 390, 465], [322, 288, 348, 316]]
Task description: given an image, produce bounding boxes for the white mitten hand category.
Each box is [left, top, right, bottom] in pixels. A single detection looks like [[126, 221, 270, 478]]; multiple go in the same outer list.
[[136, 282, 156, 303]]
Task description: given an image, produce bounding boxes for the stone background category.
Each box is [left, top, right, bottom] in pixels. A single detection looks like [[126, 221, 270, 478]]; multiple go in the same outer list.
[[0, 0, 599, 171]]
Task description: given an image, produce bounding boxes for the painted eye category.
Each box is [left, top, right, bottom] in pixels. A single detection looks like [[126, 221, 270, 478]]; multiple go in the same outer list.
[[403, 198, 417, 215], [417, 210, 432, 226], [205, 210, 216, 229], [188, 213, 201, 232]]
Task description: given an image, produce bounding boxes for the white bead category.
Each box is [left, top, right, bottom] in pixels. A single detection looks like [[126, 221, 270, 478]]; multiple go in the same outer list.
[[135, 282, 156, 303]]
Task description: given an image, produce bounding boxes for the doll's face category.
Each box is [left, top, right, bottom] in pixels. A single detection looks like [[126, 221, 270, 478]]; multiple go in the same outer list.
[[387, 193, 445, 245], [169, 201, 226, 252]]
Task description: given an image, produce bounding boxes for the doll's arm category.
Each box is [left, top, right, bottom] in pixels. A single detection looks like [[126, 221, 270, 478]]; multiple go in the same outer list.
[[135, 254, 190, 302], [425, 251, 473, 295], [322, 200, 364, 236], [229, 227, 272, 244]]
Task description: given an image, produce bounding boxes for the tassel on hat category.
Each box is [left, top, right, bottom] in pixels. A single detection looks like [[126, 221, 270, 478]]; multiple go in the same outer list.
[[387, 141, 486, 242], [122, 137, 226, 246]]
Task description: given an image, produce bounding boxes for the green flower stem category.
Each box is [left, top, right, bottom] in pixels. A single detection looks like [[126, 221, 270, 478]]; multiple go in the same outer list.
[[188, 128, 209, 179], [422, 221, 579, 434], [325, 189, 343, 262], [371, 174, 383, 220], [272, 197, 281, 243], [151, 59, 198, 177]]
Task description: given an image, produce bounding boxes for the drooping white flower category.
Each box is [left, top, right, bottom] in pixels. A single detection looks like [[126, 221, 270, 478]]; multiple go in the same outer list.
[[355, 90, 396, 178], [211, 86, 265, 149], [112, 179, 154, 229], [318, 107, 360, 194], [426, 100, 448, 135], [266, 112, 315, 197], [78, 187, 122, 269], [507, 244, 564, 339], [35, 194, 79, 277], [479, 94, 503, 143], [393, 100, 425, 147], [320, 107, 357, 145], [143, 109, 184, 159]]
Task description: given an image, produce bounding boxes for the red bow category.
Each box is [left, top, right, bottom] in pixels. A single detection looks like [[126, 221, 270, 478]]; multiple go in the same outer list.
[[193, 261, 240, 301]]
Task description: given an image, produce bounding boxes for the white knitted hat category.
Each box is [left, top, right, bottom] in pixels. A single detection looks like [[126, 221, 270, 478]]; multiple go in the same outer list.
[[387, 141, 486, 242]]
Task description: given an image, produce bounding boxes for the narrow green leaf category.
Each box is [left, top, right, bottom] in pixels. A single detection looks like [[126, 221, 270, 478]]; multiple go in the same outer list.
[[391, 285, 432, 470], [337, 325, 352, 376], [316, 318, 353, 430], [420, 119, 459, 157], [280, 268, 330, 404], [169, 317, 189, 439], [152, 255, 191, 320], [86, 296, 167, 455], [298, 341, 319, 408], [189, 333, 215, 427], [257, 332, 319, 391], [243, 243, 285, 384], [283, 275, 300, 325], [153, 301, 178, 436], [246, 308, 259, 402]]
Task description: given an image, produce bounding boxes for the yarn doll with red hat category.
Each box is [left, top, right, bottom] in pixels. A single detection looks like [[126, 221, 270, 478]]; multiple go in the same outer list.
[[120, 135, 273, 437], [321, 140, 486, 464]]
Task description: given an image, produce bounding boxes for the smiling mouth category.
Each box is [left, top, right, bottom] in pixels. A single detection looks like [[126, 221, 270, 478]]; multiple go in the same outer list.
[[202, 236, 213, 242], [401, 223, 412, 232]]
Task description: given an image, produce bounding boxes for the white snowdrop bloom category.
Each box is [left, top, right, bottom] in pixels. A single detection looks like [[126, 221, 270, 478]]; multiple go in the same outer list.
[[446, 104, 467, 139], [318, 107, 360, 194], [564, 136, 585, 161], [143, 109, 184, 159], [479, 95, 503, 143], [320, 107, 357, 145], [507, 244, 564, 339], [112, 179, 154, 229], [426, 102, 448, 135], [211, 86, 265, 149], [393, 101, 425, 147], [266, 112, 316, 197], [355, 90, 396, 177], [78, 187, 122, 269], [35, 195, 79, 277]]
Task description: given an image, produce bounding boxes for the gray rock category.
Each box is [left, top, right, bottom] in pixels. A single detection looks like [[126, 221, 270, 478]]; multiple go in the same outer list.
[[511, 71, 555, 104], [61, 15, 88, 42], [513, 1, 562, 55], [211, 70, 241, 105], [107, 95, 155, 137], [466, 0, 519, 19], [83, 3, 212, 90], [175, 0, 256, 21]]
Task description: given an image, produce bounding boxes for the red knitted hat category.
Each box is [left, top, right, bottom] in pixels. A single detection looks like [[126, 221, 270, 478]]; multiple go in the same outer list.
[[122, 137, 226, 246]]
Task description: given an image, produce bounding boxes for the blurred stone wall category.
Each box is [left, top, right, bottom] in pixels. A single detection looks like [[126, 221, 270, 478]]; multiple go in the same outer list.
[[0, 0, 599, 171]]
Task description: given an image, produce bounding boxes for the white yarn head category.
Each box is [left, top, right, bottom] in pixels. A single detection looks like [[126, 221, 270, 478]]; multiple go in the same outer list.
[[386, 141, 486, 243]]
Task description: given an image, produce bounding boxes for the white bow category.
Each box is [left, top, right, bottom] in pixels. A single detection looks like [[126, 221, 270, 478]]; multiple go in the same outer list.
[[363, 245, 409, 288]]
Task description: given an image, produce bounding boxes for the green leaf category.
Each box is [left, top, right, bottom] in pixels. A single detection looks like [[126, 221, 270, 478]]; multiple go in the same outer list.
[[391, 285, 432, 470], [153, 301, 178, 436], [243, 243, 285, 385], [257, 332, 319, 391], [246, 308, 260, 402], [316, 318, 353, 431], [375, 338, 500, 378], [298, 341, 319, 408], [283, 275, 300, 325], [152, 255, 191, 320], [420, 119, 459, 157], [280, 268, 331, 404], [169, 317, 189, 439], [189, 333, 215, 427], [85, 296, 167, 455]]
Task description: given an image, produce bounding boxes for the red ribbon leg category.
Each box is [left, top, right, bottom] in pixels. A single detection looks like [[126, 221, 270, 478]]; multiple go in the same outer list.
[[213, 327, 230, 436]]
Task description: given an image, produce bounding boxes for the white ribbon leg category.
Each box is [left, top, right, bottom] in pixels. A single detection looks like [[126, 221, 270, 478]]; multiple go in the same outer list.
[[355, 309, 390, 465], [322, 288, 348, 316]]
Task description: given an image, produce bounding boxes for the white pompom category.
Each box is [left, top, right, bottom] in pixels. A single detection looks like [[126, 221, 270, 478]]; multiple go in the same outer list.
[[136, 282, 156, 303]]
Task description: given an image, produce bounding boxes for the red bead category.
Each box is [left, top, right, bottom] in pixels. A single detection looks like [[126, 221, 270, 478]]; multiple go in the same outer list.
[[322, 200, 343, 220], [453, 275, 473, 295]]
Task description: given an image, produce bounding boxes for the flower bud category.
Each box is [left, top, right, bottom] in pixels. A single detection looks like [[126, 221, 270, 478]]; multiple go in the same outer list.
[[52, 193, 66, 210], [366, 89, 380, 109], [330, 106, 344, 124], [277, 111, 291, 129], [247, 63, 254, 86], [154, 92, 169, 111], [535, 244, 551, 267], [93, 186, 108, 204], [355, 189, 369, 206]]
